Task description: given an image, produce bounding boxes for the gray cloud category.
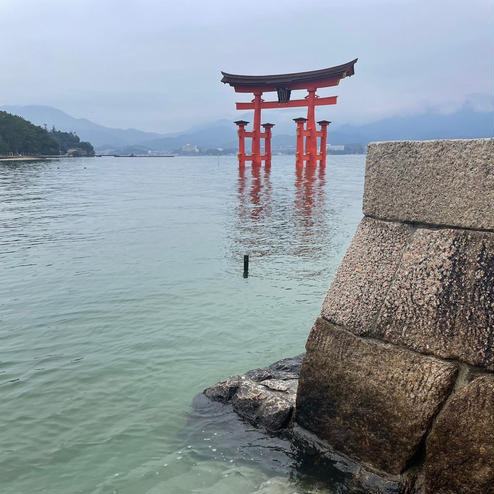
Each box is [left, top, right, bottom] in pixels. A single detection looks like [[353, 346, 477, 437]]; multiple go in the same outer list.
[[0, 0, 492, 132]]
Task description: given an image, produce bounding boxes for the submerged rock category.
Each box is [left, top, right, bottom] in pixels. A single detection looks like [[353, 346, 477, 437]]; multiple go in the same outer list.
[[203, 355, 302, 431], [203, 376, 240, 403], [202, 356, 411, 494]]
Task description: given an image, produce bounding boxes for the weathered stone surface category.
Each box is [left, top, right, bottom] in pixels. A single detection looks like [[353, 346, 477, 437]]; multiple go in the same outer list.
[[232, 379, 294, 430], [374, 228, 494, 369], [191, 388, 412, 494], [296, 318, 458, 475], [292, 425, 409, 494], [321, 217, 413, 329], [203, 355, 302, 431], [202, 354, 417, 491], [244, 355, 302, 382], [363, 139, 494, 230], [424, 376, 494, 494], [203, 376, 240, 403]]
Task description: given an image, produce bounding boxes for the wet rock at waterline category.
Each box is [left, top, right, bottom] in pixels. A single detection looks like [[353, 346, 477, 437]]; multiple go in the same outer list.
[[202, 356, 411, 494], [203, 355, 302, 431], [424, 375, 494, 494], [296, 318, 458, 475]]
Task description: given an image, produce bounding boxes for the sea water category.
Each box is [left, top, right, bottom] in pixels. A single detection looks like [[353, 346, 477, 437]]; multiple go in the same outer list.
[[0, 155, 365, 493]]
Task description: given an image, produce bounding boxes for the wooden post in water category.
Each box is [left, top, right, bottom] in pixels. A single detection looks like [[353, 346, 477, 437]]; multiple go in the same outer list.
[[243, 254, 249, 278]]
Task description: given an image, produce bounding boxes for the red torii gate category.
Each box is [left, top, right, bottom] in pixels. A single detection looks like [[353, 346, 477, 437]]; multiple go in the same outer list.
[[221, 59, 357, 168]]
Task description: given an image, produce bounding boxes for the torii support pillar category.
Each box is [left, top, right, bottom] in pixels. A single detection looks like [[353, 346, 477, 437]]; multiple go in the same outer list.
[[317, 120, 331, 168], [235, 119, 274, 168], [235, 120, 249, 167], [294, 118, 307, 167], [262, 123, 274, 167], [293, 118, 331, 168]]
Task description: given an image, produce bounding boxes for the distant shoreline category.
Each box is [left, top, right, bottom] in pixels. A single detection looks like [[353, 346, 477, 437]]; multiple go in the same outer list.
[[0, 156, 52, 162], [0, 155, 89, 162], [0, 155, 178, 161]]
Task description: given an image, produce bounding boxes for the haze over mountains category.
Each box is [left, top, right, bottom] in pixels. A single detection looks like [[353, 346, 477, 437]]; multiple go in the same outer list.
[[2, 104, 492, 154], [1, 105, 163, 149]]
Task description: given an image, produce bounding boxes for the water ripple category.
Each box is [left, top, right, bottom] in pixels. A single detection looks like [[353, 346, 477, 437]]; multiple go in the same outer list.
[[0, 155, 364, 493]]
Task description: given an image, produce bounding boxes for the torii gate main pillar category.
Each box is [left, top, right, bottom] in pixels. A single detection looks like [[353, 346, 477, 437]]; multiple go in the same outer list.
[[252, 91, 262, 166]]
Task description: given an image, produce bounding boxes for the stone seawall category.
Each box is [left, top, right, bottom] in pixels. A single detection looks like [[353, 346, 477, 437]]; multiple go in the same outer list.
[[204, 138, 494, 493], [296, 138, 493, 493]]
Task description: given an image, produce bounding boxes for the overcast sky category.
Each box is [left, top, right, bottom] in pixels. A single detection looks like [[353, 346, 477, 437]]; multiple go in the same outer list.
[[0, 0, 492, 133]]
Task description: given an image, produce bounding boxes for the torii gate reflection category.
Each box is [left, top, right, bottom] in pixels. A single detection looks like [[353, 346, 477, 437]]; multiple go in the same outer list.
[[295, 160, 327, 217], [293, 163, 328, 256], [237, 163, 272, 222], [234, 161, 329, 260]]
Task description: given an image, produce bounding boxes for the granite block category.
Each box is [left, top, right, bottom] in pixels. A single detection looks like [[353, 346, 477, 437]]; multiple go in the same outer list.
[[424, 376, 494, 494], [321, 217, 414, 330], [374, 228, 494, 369], [295, 318, 458, 475], [363, 139, 494, 230]]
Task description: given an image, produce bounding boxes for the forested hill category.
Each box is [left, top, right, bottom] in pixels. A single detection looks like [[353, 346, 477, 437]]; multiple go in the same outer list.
[[0, 111, 95, 156], [0, 111, 59, 155], [49, 128, 95, 156]]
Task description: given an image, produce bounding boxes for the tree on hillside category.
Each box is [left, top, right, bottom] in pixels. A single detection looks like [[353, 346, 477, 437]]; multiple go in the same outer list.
[[0, 111, 59, 155], [49, 127, 95, 156]]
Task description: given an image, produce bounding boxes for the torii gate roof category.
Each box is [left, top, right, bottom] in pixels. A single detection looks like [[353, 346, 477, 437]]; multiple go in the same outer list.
[[221, 59, 357, 93]]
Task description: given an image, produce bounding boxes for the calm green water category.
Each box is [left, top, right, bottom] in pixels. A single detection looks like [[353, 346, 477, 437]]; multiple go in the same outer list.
[[0, 155, 364, 493]]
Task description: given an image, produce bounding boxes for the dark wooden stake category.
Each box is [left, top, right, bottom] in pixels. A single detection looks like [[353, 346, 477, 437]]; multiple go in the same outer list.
[[243, 254, 249, 278]]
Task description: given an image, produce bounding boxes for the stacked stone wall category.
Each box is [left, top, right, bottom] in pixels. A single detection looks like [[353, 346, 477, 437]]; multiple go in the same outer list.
[[296, 138, 494, 493]]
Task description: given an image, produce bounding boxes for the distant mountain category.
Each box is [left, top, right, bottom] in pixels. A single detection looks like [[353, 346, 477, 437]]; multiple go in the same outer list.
[[140, 119, 238, 152], [323, 106, 494, 145], [0, 105, 163, 149], [2, 104, 492, 154], [136, 106, 493, 153]]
